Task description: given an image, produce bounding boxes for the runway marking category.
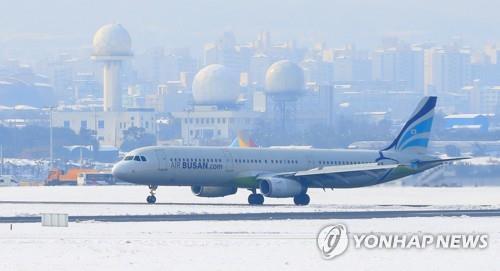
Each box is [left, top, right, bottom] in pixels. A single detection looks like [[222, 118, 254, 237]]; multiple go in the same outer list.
[[1, 209, 500, 223], [0, 200, 284, 207]]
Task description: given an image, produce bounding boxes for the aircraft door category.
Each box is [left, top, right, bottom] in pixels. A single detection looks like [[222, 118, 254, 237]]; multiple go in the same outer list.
[[155, 149, 169, 171], [306, 154, 314, 169], [222, 149, 234, 172]]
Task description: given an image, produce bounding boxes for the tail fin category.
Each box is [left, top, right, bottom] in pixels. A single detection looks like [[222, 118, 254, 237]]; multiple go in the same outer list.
[[229, 132, 257, 148], [382, 96, 437, 155]]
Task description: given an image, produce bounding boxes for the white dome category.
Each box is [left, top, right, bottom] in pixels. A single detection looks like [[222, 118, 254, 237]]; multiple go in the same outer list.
[[92, 24, 132, 56], [265, 60, 304, 94], [192, 64, 239, 105]]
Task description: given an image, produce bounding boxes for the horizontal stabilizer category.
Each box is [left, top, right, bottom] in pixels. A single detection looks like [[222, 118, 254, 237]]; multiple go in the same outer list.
[[416, 157, 470, 167]]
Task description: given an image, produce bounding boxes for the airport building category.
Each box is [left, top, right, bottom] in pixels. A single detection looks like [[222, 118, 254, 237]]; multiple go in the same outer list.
[[464, 80, 500, 114], [172, 64, 261, 145], [173, 106, 259, 145], [52, 109, 156, 147]]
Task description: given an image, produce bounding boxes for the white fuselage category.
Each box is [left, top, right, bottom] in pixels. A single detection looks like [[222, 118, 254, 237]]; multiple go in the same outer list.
[[112, 145, 422, 189]]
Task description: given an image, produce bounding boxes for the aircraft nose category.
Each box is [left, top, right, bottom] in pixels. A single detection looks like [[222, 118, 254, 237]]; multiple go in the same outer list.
[[112, 162, 127, 181]]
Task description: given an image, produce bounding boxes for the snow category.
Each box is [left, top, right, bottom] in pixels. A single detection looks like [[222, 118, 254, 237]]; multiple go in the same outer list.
[[4, 158, 46, 167], [0, 217, 498, 271], [33, 82, 52, 88], [13, 105, 38, 110], [0, 186, 498, 270], [445, 114, 491, 119], [450, 124, 482, 129], [466, 156, 500, 165], [0, 105, 13, 110]]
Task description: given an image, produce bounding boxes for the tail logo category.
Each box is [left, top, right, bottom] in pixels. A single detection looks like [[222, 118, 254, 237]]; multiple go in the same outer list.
[[382, 96, 437, 154]]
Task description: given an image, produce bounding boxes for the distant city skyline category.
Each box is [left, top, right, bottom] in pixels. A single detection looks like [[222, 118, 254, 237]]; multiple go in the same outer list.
[[1, 0, 500, 62]]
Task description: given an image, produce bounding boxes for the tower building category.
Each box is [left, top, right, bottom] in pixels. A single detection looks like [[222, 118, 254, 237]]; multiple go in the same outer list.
[[264, 60, 305, 130], [91, 23, 133, 112]]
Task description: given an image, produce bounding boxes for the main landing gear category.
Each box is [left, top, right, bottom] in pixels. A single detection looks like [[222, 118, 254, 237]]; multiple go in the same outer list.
[[146, 184, 158, 204], [248, 189, 264, 205], [293, 193, 310, 206]]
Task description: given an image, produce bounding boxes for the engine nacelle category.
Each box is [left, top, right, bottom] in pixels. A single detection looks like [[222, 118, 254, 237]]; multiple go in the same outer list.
[[259, 177, 306, 198], [191, 186, 237, 197]]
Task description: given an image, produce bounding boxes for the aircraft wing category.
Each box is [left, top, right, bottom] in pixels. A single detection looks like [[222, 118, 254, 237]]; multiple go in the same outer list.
[[258, 163, 402, 189], [256, 156, 468, 189], [294, 163, 399, 177]]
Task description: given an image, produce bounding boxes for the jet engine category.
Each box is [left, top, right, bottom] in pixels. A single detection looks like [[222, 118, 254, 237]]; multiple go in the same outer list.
[[191, 186, 237, 197], [259, 177, 306, 198]]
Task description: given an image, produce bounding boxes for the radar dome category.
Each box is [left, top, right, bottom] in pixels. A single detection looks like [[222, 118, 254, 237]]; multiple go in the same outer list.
[[92, 24, 132, 56], [192, 64, 239, 105], [265, 60, 304, 94]]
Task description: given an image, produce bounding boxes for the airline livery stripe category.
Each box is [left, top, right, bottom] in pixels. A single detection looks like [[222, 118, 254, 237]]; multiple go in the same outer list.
[[401, 138, 429, 150], [397, 117, 434, 150]]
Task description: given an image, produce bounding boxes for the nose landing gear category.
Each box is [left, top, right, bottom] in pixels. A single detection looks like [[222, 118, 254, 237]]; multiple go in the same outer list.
[[146, 184, 158, 204]]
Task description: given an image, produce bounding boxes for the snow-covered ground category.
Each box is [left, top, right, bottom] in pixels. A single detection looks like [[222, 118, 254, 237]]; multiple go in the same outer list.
[[0, 186, 499, 270], [0, 217, 499, 271]]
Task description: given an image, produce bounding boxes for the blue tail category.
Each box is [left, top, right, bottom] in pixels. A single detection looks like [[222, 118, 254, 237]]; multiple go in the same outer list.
[[382, 96, 437, 155]]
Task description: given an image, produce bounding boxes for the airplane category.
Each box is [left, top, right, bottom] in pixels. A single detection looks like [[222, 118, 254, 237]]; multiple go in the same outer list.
[[112, 96, 466, 205]]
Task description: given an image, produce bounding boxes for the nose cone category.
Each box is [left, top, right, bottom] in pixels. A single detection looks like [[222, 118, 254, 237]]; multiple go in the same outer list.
[[111, 162, 127, 181]]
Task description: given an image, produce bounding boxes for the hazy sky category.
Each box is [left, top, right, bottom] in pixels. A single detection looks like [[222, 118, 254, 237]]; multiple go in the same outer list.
[[0, 0, 498, 59]]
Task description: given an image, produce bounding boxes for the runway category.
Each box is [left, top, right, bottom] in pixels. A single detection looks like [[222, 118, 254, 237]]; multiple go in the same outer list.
[[2, 187, 499, 270], [0, 200, 439, 207], [1, 208, 500, 223]]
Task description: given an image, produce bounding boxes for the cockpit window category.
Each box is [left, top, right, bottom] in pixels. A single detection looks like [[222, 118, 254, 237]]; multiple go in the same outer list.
[[124, 155, 147, 162]]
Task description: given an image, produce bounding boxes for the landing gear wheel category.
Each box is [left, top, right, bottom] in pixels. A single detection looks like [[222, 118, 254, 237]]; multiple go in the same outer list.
[[248, 193, 264, 205], [293, 194, 310, 206], [146, 195, 156, 204], [146, 184, 158, 204]]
